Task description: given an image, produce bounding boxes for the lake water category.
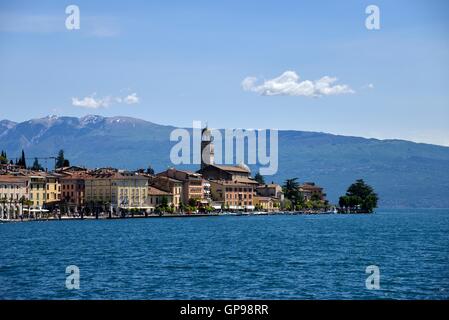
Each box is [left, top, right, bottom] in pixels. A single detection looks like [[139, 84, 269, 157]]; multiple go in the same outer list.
[[1, 209, 448, 300]]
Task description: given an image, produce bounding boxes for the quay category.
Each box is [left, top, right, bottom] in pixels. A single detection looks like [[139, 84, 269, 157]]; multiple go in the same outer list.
[[0, 210, 345, 223]]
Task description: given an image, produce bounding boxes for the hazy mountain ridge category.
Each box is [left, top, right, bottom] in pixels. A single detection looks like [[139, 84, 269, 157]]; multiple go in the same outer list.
[[1, 115, 449, 208]]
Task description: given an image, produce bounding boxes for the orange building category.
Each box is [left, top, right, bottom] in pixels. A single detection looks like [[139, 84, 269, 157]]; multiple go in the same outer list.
[[157, 168, 204, 204], [60, 172, 86, 212], [198, 163, 259, 210]]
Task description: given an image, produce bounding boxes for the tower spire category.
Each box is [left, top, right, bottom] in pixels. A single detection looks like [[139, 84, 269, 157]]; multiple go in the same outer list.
[[200, 122, 214, 169]]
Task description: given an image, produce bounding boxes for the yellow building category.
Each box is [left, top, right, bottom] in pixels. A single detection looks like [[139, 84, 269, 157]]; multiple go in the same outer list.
[[28, 173, 61, 209], [45, 174, 61, 205], [29, 175, 46, 208], [84, 171, 149, 213], [253, 196, 279, 212]]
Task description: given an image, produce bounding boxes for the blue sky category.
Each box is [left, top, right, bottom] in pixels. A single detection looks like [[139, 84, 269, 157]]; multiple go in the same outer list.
[[1, 0, 448, 145]]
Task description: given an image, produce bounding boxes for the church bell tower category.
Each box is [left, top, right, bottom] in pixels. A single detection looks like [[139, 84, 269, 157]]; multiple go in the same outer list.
[[201, 126, 214, 169]]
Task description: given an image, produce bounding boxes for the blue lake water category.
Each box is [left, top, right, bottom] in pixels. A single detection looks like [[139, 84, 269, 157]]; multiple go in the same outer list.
[[1, 209, 448, 300]]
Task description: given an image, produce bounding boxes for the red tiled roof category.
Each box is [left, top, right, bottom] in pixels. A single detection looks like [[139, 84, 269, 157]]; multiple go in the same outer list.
[[0, 175, 28, 183], [148, 186, 172, 196], [212, 165, 250, 173]]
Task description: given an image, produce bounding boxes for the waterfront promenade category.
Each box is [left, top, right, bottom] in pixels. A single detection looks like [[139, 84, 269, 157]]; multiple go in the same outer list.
[[0, 210, 344, 223]]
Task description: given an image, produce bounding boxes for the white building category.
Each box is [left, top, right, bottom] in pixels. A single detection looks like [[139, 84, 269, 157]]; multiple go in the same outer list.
[[0, 175, 29, 220]]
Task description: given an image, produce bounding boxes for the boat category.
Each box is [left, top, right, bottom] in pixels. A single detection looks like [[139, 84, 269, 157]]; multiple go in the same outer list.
[[218, 211, 238, 216]]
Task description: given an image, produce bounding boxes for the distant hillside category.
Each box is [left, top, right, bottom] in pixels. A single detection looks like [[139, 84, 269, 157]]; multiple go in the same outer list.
[[1, 115, 449, 208]]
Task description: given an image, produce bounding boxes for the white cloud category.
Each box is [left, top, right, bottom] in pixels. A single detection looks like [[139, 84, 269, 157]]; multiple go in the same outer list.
[[72, 94, 111, 109], [242, 71, 354, 97], [72, 92, 140, 108], [123, 93, 139, 104]]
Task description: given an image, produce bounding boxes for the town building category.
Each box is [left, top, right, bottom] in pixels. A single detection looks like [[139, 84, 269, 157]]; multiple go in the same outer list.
[[299, 182, 326, 201], [253, 196, 278, 212], [209, 179, 257, 210], [157, 168, 205, 204], [55, 165, 88, 174], [147, 186, 173, 212], [198, 164, 253, 182], [26, 172, 62, 210], [149, 175, 182, 210], [256, 183, 284, 201], [45, 173, 61, 206], [198, 164, 259, 211], [0, 163, 22, 174], [0, 175, 29, 219], [60, 172, 86, 213], [29, 174, 46, 208], [84, 171, 149, 213]]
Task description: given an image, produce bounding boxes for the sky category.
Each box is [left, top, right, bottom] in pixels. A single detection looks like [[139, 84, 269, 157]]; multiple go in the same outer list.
[[0, 0, 448, 146]]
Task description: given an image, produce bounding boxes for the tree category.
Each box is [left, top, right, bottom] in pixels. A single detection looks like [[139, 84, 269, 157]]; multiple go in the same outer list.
[[21, 150, 26, 168], [16, 150, 26, 168], [31, 158, 44, 171], [161, 196, 168, 207], [156, 196, 172, 214], [283, 178, 299, 197], [0, 150, 7, 164], [188, 198, 198, 207], [254, 172, 265, 185], [282, 178, 304, 210], [55, 149, 70, 169], [146, 165, 155, 175], [311, 193, 321, 201], [338, 195, 349, 209], [339, 179, 378, 213], [347, 179, 375, 199]]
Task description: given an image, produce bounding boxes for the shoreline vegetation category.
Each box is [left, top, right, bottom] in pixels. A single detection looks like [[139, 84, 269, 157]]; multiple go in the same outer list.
[[337, 179, 379, 214]]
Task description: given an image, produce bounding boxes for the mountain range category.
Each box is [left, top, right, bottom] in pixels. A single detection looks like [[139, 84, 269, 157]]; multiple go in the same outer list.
[[1, 115, 449, 208]]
